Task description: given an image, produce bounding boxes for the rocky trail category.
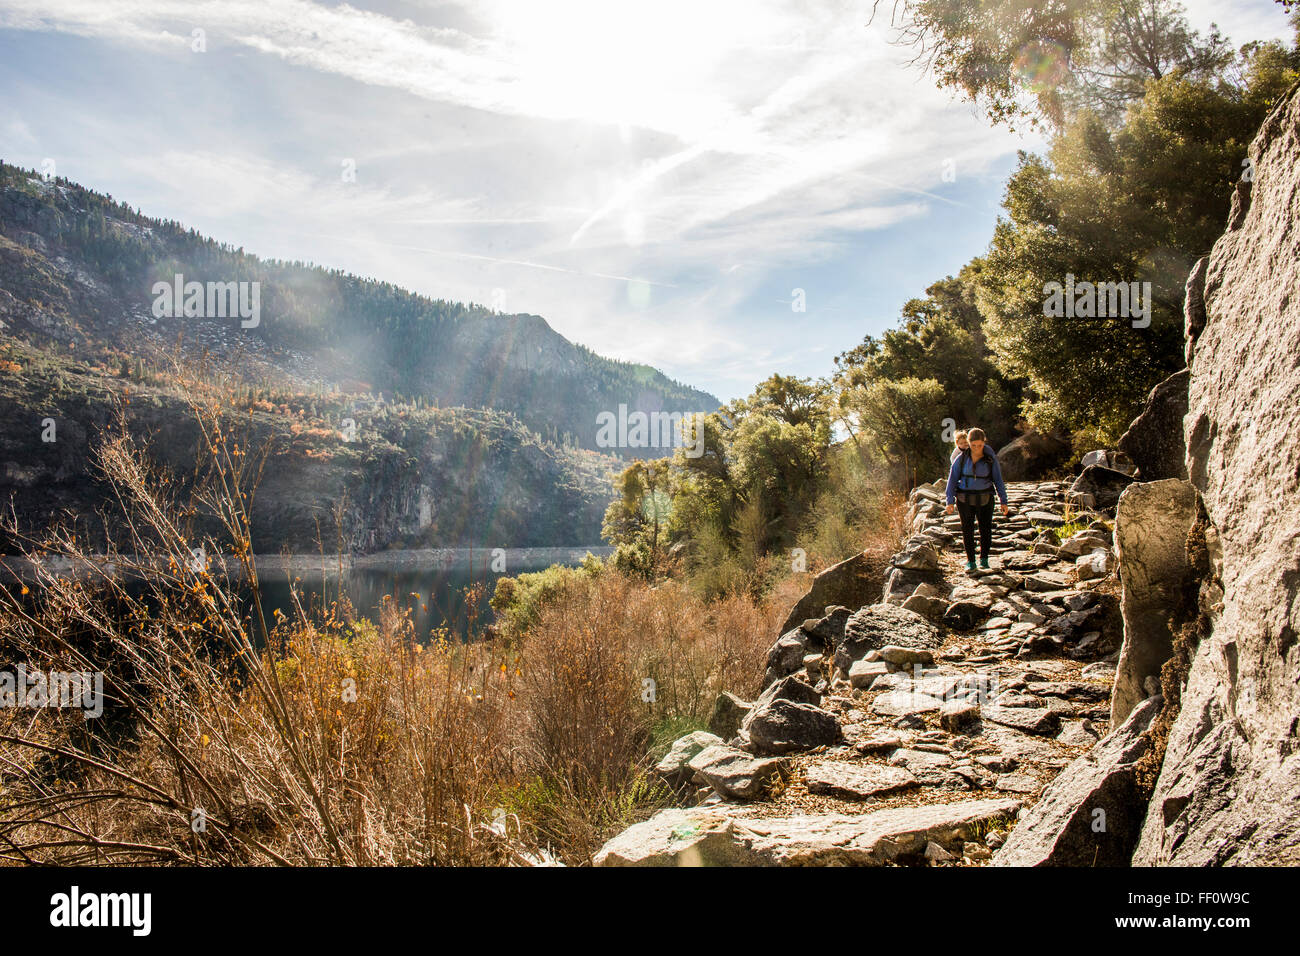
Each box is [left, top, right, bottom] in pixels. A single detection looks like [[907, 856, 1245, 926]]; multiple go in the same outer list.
[[597, 81, 1300, 869], [596, 474, 1142, 866]]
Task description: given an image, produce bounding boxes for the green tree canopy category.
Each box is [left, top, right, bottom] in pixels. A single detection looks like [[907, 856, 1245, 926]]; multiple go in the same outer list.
[[835, 261, 1022, 449], [840, 376, 949, 485], [973, 38, 1299, 438], [884, 0, 1241, 129]]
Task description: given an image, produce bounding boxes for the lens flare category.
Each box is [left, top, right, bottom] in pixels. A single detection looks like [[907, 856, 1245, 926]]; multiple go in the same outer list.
[[1013, 41, 1069, 94]]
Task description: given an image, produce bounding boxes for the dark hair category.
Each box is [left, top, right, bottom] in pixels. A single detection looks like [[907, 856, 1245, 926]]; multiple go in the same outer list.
[[968, 427, 986, 442]]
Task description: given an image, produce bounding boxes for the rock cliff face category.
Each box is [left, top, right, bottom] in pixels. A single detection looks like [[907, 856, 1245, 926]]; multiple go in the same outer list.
[[1110, 480, 1198, 726], [0, 361, 615, 553], [1130, 81, 1300, 865]]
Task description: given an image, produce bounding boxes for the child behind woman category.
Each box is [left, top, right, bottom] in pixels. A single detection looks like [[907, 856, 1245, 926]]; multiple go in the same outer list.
[[950, 429, 969, 464]]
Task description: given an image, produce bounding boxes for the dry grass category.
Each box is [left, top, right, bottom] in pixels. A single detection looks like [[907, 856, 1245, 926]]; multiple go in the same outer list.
[[0, 387, 786, 866], [0, 398, 524, 865], [496, 571, 784, 860]]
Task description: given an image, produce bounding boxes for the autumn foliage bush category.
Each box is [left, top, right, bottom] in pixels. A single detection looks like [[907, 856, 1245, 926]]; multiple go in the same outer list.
[[0, 393, 787, 866]]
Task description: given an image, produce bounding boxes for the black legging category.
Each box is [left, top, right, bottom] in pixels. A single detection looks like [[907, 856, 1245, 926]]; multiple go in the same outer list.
[[956, 498, 994, 562]]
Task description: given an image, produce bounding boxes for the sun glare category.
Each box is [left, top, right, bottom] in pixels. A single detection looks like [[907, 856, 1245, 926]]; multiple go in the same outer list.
[[483, 0, 795, 134]]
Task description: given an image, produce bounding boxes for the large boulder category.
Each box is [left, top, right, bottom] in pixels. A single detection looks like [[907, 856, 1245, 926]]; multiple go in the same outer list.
[[1118, 369, 1190, 482], [1134, 81, 1300, 865], [779, 551, 882, 634], [996, 430, 1072, 482], [1110, 480, 1199, 725], [832, 603, 942, 673], [993, 696, 1161, 866], [1068, 465, 1134, 511], [738, 674, 838, 754], [743, 698, 842, 755]]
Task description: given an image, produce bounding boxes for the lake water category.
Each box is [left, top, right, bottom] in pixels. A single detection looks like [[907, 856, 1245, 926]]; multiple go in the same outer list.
[[257, 566, 500, 641], [252, 548, 611, 641], [2, 547, 612, 642]]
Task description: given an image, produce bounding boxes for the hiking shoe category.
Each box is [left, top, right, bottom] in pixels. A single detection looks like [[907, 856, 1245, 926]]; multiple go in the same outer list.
[[966, 560, 977, 573], [980, 557, 991, 570]]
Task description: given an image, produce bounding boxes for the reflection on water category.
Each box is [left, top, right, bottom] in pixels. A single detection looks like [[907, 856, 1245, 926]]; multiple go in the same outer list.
[[256, 566, 502, 641], [6, 549, 607, 644]]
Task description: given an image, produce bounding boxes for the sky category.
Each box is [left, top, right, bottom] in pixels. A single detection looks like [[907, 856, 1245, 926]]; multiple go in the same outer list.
[[0, 0, 1293, 403]]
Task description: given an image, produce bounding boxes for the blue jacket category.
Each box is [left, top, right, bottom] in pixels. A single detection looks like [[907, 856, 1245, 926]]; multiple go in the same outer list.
[[946, 448, 1008, 505]]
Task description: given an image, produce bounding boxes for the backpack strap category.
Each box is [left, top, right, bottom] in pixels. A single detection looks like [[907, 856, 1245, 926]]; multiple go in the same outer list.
[[960, 449, 992, 491]]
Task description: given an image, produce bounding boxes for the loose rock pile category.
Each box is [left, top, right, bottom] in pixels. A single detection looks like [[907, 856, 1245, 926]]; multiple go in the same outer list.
[[596, 478, 1129, 866]]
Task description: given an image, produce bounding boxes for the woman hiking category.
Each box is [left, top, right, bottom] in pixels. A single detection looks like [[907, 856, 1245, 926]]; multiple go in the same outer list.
[[944, 427, 1009, 573]]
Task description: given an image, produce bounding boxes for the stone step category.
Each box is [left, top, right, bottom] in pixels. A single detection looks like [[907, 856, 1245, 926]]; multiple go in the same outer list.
[[594, 798, 1024, 866]]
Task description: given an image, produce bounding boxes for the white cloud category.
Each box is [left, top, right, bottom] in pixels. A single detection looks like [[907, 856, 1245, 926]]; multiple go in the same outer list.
[[0, 0, 1043, 398], [1181, 0, 1294, 44]]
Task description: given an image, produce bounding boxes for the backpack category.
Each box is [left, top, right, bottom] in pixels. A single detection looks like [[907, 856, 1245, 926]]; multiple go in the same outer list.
[[955, 449, 995, 506]]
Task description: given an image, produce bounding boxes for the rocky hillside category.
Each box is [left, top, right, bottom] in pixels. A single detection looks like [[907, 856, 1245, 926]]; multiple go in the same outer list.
[[597, 477, 1129, 865], [0, 162, 719, 453], [0, 160, 728, 551], [0, 341, 618, 553]]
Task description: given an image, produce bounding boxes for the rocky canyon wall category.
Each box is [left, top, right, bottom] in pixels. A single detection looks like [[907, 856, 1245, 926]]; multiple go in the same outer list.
[[1129, 80, 1300, 865]]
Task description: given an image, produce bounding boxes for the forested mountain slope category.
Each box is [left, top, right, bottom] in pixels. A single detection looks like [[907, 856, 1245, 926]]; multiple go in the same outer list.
[[0, 161, 719, 550], [0, 161, 718, 453]]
